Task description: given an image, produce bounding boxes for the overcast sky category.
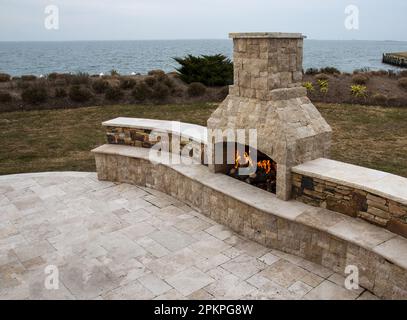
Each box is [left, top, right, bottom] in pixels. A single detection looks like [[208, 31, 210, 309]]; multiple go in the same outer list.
[[0, 0, 406, 41]]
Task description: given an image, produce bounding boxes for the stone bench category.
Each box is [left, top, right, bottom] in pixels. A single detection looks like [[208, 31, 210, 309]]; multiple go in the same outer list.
[[92, 144, 407, 299], [292, 158, 407, 239]]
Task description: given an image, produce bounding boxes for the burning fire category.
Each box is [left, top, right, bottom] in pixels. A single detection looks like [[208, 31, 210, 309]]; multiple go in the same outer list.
[[234, 151, 273, 175]]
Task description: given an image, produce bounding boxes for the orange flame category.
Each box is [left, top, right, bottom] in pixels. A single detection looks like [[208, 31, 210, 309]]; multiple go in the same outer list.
[[235, 151, 273, 175]]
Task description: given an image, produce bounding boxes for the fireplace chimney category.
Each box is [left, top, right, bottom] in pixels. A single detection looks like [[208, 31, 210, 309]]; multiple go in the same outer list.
[[207, 32, 332, 200], [230, 32, 305, 99]]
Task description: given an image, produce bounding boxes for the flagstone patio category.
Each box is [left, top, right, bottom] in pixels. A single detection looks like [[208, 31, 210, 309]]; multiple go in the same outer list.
[[0, 172, 378, 300]]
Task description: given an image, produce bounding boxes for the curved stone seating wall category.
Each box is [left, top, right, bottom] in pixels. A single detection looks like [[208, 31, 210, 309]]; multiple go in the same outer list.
[[292, 159, 407, 239], [103, 117, 207, 164], [93, 144, 407, 299]]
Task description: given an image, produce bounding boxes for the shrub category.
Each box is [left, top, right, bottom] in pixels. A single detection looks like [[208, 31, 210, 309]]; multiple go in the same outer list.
[[315, 73, 329, 81], [21, 75, 37, 81], [0, 92, 12, 103], [317, 79, 329, 94], [218, 86, 229, 99], [163, 77, 175, 89], [302, 82, 314, 92], [371, 70, 388, 77], [47, 73, 59, 81], [305, 68, 319, 75], [21, 85, 48, 104], [353, 67, 370, 74], [0, 73, 11, 82], [17, 80, 30, 90], [398, 78, 407, 90], [68, 85, 93, 102], [388, 70, 397, 78], [132, 82, 151, 101], [120, 78, 137, 90], [148, 70, 167, 81], [350, 85, 367, 98], [110, 69, 120, 76], [54, 88, 67, 98], [171, 86, 184, 97], [187, 82, 207, 97], [151, 83, 170, 100], [372, 93, 388, 105], [319, 67, 340, 75], [92, 79, 110, 93], [174, 54, 233, 86], [352, 74, 369, 85], [54, 79, 66, 86], [144, 76, 157, 87], [70, 72, 89, 85], [387, 96, 400, 106], [105, 86, 124, 101]]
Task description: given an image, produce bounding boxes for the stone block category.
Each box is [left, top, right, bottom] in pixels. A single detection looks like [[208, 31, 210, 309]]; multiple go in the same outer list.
[[367, 193, 386, 205], [387, 218, 407, 238], [389, 201, 407, 218], [367, 206, 390, 220]]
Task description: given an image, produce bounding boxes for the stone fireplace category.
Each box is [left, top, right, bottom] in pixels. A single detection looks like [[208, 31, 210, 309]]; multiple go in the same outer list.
[[207, 33, 332, 200]]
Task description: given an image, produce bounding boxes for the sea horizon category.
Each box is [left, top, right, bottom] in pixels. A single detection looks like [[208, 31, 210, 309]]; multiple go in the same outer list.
[[1, 39, 407, 76]]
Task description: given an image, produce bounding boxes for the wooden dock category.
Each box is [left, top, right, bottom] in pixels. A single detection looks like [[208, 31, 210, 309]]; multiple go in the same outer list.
[[383, 52, 407, 68]]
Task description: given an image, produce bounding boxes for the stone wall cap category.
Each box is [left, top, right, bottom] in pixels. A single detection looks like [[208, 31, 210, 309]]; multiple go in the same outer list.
[[102, 117, 208, 144], [229, 32, 306, 39]]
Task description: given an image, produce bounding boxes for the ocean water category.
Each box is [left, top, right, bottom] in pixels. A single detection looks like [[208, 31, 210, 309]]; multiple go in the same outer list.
[[0, 39, 407, 76]]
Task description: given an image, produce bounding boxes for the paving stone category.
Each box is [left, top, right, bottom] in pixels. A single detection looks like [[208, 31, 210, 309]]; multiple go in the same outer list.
[[153, 289, 186, 300], [234, 240, 270, 258], [166, 267, 215, 296], [189, 236, 231, 259], [253, 281, 298, 300], [174, 217, 212, 234], [138, 274, 172, 296], [119, 208, 152, 224], [221, 254, 266, 280], [247, 273, 272, 289], [259, 252, 281, 266], [136, 237, 170, 258], [188, 289, 214, 300], [288, 281, 313, 297], [149, 227, 196, 252], [146, 248, 205, 279], [195, 254, 231, 273], [259, 259, 311, 288], [357, 291, 380, 300], [205, 225, 233, 241], [103, 281, 155, 300], [204, 274, 257, 299], [304, 280, 360, 300], [60, 260, 121, 300], [119, 222, 157, 241]]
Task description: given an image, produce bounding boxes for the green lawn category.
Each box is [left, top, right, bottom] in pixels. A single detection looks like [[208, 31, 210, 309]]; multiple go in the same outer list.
[[1, 102, 406, 178]]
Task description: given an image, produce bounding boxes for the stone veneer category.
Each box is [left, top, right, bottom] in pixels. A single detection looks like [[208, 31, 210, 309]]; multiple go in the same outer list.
[[105, 126, 205, 164], [92, 145, 407, 300]]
